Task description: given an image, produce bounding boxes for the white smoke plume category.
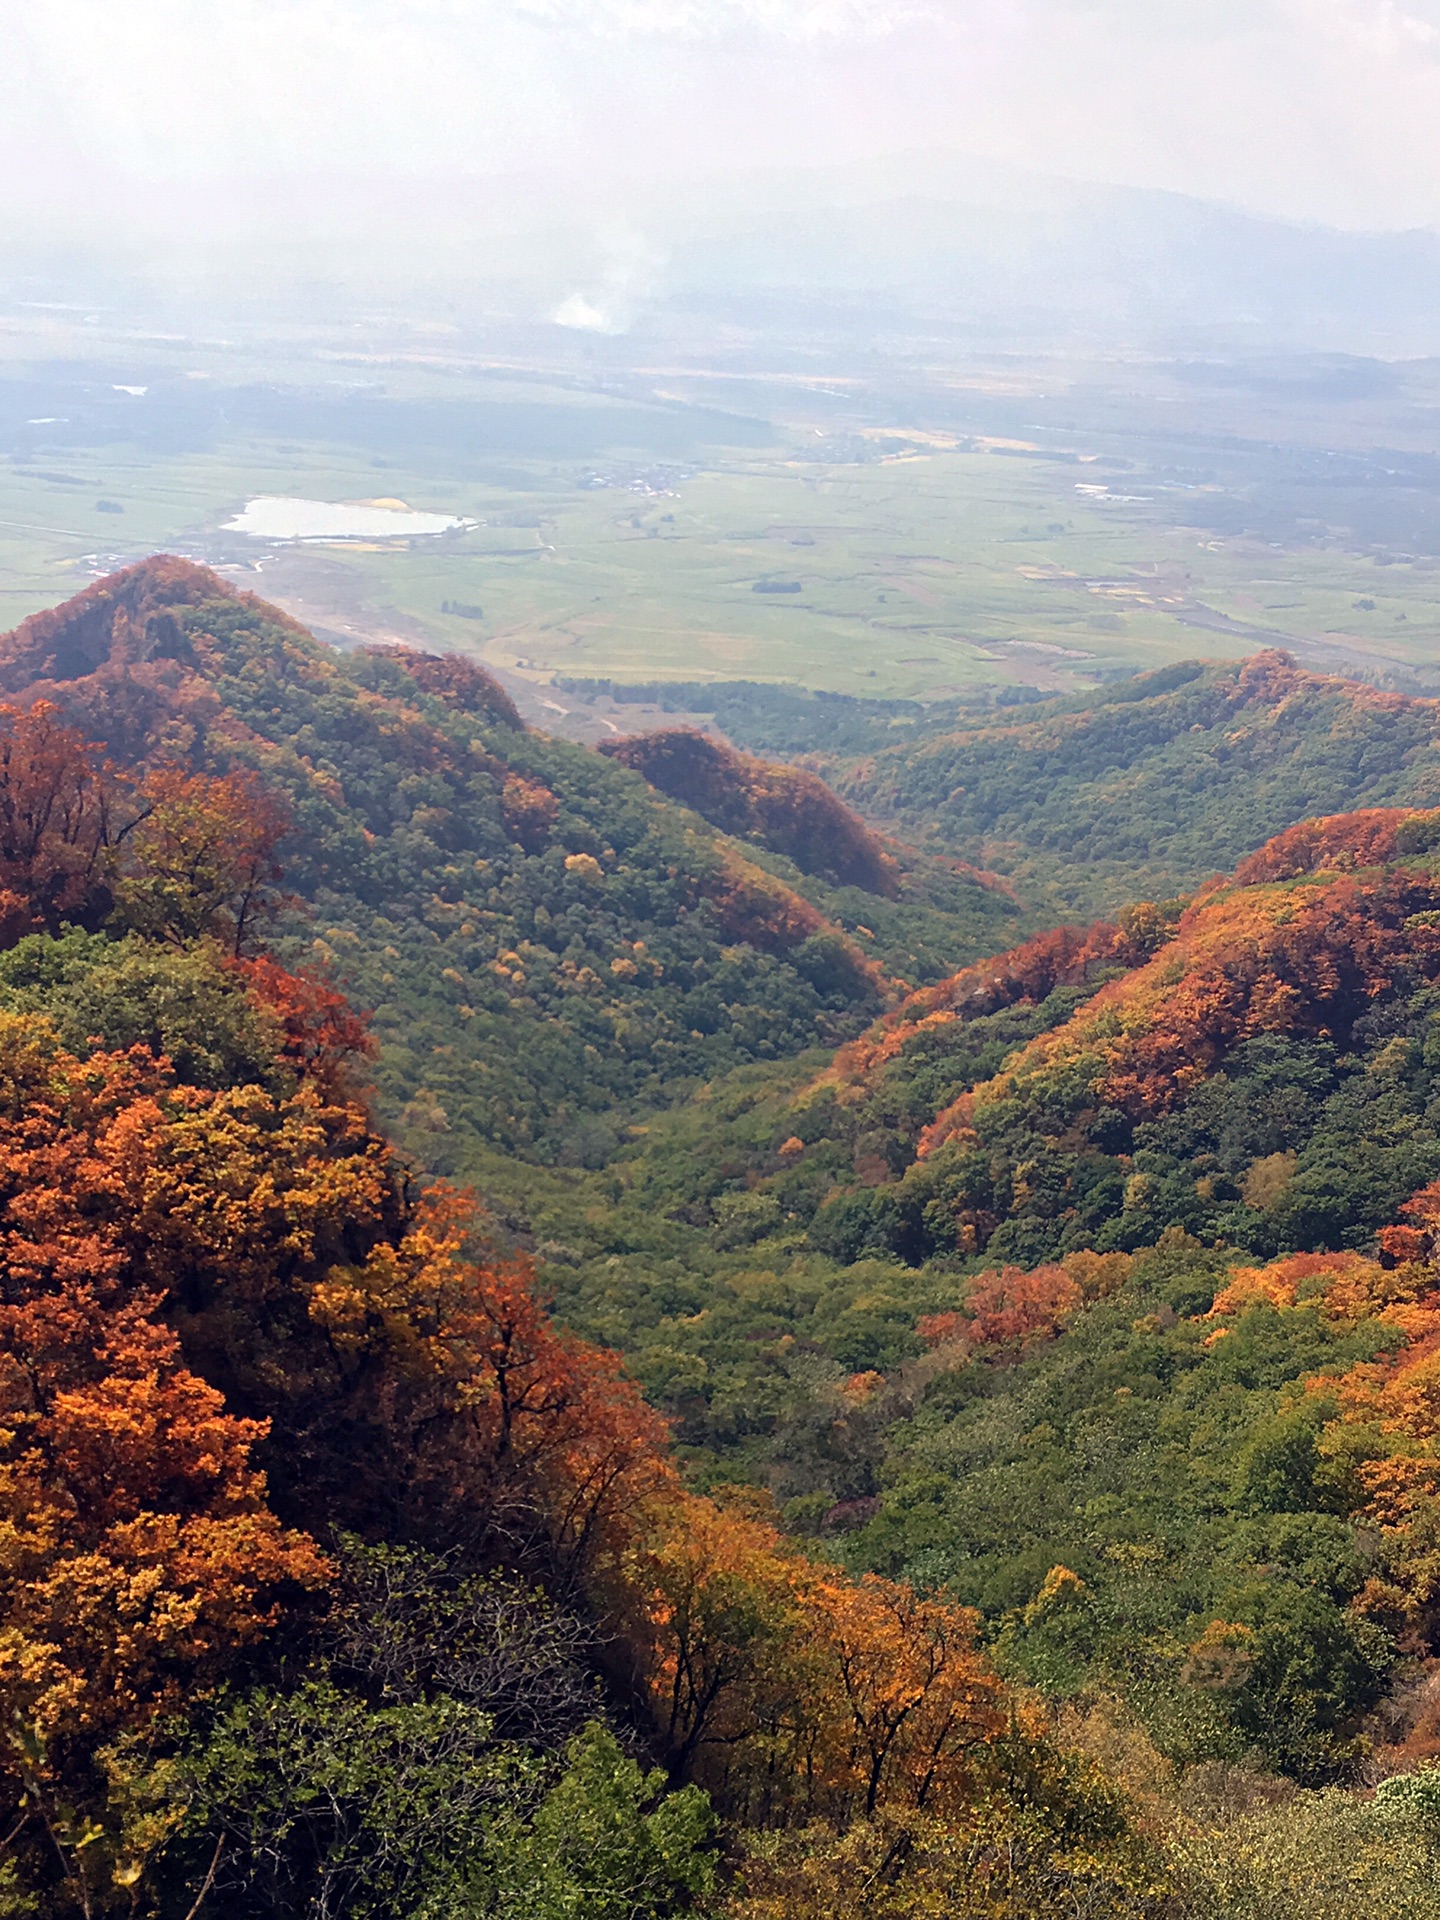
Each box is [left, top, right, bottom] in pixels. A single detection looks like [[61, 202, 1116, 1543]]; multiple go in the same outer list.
[[552, 228, 667, 333]]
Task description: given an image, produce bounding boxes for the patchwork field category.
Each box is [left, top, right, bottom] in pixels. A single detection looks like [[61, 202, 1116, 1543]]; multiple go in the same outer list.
[[3, 336, 1440, 702]]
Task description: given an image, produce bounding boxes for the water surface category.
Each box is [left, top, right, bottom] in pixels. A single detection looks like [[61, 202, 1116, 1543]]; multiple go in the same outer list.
[[224, 496, 469, 540]]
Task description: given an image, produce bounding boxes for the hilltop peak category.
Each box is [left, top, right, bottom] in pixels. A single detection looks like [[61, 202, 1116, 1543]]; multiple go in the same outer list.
[[0, 557, 528, 759], [0, 556, 255, 692]]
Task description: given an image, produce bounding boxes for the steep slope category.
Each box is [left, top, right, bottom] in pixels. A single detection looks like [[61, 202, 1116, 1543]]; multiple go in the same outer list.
[[539, 803, 1440, 1382], [598, 727, 900, 895], [0, 561, 1020, 1177]]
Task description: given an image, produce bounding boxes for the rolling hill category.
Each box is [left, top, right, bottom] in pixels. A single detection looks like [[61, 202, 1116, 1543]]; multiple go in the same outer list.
[[828, 651, 1440, 916]]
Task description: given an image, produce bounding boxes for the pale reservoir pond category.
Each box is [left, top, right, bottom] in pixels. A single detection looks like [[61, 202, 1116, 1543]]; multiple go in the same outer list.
[[224, 497, 472, 541]]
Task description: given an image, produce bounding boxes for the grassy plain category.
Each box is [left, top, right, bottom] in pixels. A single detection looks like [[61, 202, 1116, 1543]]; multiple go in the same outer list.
[[4, 345, 1440, 700]]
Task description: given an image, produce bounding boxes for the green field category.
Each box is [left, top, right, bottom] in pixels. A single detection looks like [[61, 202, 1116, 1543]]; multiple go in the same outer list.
[[4, 344, 1440, 700]]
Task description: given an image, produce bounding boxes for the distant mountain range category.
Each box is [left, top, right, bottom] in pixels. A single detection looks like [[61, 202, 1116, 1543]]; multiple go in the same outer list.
[[652, 160, 1440, 351], [9, 155, 1440, 355]]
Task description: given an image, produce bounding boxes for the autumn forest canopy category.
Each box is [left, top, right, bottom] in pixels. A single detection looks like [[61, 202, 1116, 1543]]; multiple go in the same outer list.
[[7, 558, 1440, 1916]]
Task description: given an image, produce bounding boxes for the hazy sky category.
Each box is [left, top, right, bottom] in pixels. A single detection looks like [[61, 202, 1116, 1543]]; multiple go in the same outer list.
[[7, 0, 1440, 254]]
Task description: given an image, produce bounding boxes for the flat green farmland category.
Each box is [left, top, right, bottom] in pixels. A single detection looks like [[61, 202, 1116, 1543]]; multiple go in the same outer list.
[[3, 417, 1440, 701]]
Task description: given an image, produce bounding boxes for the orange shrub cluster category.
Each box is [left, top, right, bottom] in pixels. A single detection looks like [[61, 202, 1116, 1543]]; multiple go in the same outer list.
[[823, 908, 1174, 1096], [1231, 807, 1411, 884], [918, 1252, 1132, 1357]]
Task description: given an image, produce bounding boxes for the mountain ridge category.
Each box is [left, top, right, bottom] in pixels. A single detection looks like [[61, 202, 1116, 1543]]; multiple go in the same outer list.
[[824, 648, 1440, 916]]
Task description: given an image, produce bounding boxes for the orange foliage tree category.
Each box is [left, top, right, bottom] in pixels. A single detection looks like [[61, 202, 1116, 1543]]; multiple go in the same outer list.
[[823, 907, 1177, 1098], [918, 1253, 1131, 1357], [0, 1016, 329, 1899], [500, 774, 559, 851], [0, 701, 117, 945], [312, 1185, 674, 1577], [1311, 1209, 1440, 1636], [114, 765, 289, 952], [0, 984, 670, 1572], [0, 1284, 327, 1748], [613, 1490, 1002, 1824], [0, 705, 297, 961], [234, 952, 375, 1095]]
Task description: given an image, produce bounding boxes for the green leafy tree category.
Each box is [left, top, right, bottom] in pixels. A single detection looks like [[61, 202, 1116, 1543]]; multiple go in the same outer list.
[[458, 1723, 717, 1920]]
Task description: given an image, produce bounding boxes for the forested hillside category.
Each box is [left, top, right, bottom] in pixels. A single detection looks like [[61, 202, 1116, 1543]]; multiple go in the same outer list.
[[836, 652, 1440, 915], [777, 808, 1440, 1271], [7, 561, 1440, 1917], [597, 726, 900, 895], [612, 655, 1440, 919], [0, 560, 1017, 1180], [563, 805, 1440, 1348]]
